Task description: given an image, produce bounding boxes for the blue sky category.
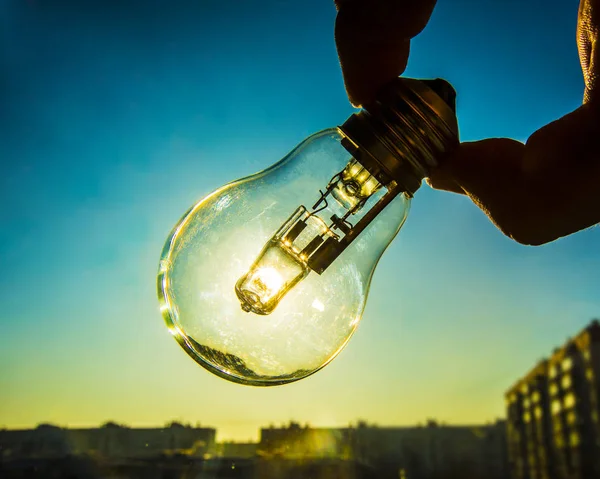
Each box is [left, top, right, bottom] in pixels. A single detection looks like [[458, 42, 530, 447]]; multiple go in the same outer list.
[[1, 0, 598, 441]]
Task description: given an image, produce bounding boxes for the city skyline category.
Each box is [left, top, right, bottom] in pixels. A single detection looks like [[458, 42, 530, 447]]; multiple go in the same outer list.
[[1, 418, 507, 442], [2, 0, 600, 442], [0, 418, 509, 478]]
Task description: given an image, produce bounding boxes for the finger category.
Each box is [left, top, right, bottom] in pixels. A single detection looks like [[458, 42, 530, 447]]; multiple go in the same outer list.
[[429, 102, 600, 245], [335, 0, 437, 107], [427, 140, 524, 197], [425, 166, 465, 195], [429, 139, 527, 235]]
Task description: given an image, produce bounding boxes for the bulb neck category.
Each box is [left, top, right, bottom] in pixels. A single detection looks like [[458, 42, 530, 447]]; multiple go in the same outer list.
[[339, 77, 460, 196]]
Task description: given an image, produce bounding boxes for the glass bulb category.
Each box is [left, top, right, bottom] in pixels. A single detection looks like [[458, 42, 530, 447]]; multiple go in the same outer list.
[[158, 129, 410, 386], [157, 77, 459, 386]]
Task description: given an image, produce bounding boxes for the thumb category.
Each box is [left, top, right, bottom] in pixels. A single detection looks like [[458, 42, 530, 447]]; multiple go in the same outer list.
[[335, 0, 438, 107]]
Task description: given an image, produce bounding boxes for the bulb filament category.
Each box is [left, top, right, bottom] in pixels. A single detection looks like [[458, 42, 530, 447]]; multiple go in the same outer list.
[[236, 154, 398, 315]]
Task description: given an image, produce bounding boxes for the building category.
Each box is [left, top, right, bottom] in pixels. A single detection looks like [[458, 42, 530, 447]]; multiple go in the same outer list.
[[506, 360, 555, 479], [259, 422, 353, 459], [350, 420, 508, 479], [214, 441, 257, 459], [258, 420, 508, 479], [0, 422, 216, 460], [506, 319, 600, 479], [2, 419, 509, 478]]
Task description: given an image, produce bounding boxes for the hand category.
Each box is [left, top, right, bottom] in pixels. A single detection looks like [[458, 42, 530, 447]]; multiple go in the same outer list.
[[335, 0, 600, 245]]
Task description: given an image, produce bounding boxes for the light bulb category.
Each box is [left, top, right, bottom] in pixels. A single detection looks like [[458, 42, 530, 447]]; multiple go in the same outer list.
[[158, 78, 459, 386]]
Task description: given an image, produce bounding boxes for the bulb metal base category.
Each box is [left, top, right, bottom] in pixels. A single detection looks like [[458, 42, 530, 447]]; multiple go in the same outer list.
[[339, 77, 460, 196]]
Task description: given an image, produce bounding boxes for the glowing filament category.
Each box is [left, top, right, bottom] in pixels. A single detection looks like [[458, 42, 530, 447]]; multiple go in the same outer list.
[[236, 240, 309, 315], [249, 267, 285, 298]]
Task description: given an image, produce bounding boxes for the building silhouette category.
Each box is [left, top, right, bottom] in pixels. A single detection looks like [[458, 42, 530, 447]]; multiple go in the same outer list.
[[506, 319, 600, 479], [259, 422, 354, 460], [213, 441, 257, 459], [1, 419, 509, 478], [0, 422, 216, 460], [259, 420, 508, 479]]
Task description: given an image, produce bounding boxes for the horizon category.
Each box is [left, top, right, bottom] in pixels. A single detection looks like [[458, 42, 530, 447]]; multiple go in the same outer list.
[[2, 417, 507, 443], [2, 0, 599, 443]]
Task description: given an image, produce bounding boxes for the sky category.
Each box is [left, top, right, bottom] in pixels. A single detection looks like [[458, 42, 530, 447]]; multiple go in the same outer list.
[[1, 0, 598, 442]]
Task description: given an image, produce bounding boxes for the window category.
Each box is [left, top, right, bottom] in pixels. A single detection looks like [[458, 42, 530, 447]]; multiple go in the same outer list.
[[549, 383, 559, 396], [570, 431, 579, 447], [555, 434, 564, 448], [550, 365, 558, 378], [562, 357, 572, 371], [583, 348, 590, 361], [532, 391, 540, 403], [524, 412, 531, 423], [521, 383, 529, 394], [586, 368, 594, 381], [567, 411, 577, 425], [564, 393, 576, 409], [524, 398, 530, 408], [552, 400, 561, 415], [534, 407, 543, 419], [562, 375, 571, 389]]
